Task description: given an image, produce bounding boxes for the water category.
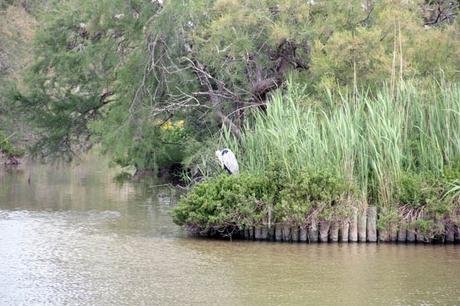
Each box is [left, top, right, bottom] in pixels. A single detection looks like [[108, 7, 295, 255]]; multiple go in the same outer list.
[[1, 157, 460, 306]]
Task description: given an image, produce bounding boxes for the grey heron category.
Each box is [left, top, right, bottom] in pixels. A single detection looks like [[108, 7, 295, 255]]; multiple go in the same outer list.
[[215, 148, 239, 174]]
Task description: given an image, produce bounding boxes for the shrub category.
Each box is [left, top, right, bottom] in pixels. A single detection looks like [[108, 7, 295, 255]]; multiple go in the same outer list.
[[276, 169, 351, 224], [173, 173, 274, 236], [173, 168, 353, 235]]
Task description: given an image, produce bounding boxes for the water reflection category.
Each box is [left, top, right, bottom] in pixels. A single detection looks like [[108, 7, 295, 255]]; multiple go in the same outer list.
[[1, 157, 460, 305]]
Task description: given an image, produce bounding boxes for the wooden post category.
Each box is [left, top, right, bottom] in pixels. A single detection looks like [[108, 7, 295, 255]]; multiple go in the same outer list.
[[329, 221, 339, 242], [379, 227, 389, 242], [406, 215, 416, 242], [299, 227, 308, 242], [239, 228, 245, 239], [340, 221, 349, 242], [291, 226, 299, 242], [416, 213, 431, 243], [319, 221, 330, 242], [254, 226, 262, 240], [349, 207, 358, 242], [389, 224, 398, 242], [309, 219, 319, 243], [267, 225, 275, 241], [406, 228, 416, 242], [397, 228, 407, 243], [455, 226, 460, 243], [283, 224, 292, 242], [262, 226, 268, 240], [397, 220, 407, 243], [416, 231, 425, 243], [275, 224, 283, 242], [248, 227, 255, 240], [445, 224, 455, 243], [367, 206, 377, 242], [358, 209, 367, 242]]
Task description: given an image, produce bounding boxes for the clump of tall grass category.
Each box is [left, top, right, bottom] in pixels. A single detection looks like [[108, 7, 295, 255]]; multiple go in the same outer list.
[[223, 80, 460, 213]]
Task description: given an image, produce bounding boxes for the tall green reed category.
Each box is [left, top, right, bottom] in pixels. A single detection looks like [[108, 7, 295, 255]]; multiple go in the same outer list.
[[223, 80, 460, 209]]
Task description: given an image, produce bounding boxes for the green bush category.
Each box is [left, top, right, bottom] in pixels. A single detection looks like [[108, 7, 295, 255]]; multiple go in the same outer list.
[[396, 172, 444, 210], [390, 169, 460, 235], [173, 173, 274, 236], [277, 169, 351, 224], [173, 168, 352, 235]]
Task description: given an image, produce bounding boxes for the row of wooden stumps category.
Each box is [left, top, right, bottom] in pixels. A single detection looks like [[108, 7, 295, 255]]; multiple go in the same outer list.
[[237, 207, 460, 243]]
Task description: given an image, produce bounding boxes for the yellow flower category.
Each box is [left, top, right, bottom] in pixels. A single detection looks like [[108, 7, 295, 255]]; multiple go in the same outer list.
[[160, 121, 174, 130], [176, 120, 185, 128]]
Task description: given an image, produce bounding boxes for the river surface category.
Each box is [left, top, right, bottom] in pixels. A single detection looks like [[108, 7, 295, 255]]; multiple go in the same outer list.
[[1, 157, 460, 306]]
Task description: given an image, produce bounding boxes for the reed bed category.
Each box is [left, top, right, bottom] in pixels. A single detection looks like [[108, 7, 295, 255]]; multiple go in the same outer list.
[[224, 81, 460, 210]]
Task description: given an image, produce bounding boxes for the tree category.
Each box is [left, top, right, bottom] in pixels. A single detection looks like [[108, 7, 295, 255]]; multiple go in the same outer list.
[[10, 0, 459, 173]]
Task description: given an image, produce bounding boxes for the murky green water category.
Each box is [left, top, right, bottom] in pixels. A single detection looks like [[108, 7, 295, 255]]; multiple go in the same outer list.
[[1, 157, 460, 306]]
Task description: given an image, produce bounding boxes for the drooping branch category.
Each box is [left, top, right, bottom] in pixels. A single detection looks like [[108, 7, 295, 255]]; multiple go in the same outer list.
[[183, 43, 242, 138], [423, 1, 459, 26]]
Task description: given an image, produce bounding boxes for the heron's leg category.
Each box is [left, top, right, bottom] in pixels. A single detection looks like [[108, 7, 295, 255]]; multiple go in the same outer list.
[[224, 165, 232, 175]]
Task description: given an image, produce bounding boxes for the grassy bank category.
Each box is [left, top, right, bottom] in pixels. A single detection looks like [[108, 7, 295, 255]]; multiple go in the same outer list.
[[173, 81, 460, 239]]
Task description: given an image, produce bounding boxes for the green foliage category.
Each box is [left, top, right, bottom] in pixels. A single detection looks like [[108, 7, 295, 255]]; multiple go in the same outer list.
[[9, 0, 170, 166], [173, 167, 352, 234], [413, 218, 436, 237], [7, 0, 460, 176], [396, 172, 444, 210], [277, 169, 350, 224], [173, 173, 274, 235], [177, 80, 460, 236], [308, 0, 460, 91]]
